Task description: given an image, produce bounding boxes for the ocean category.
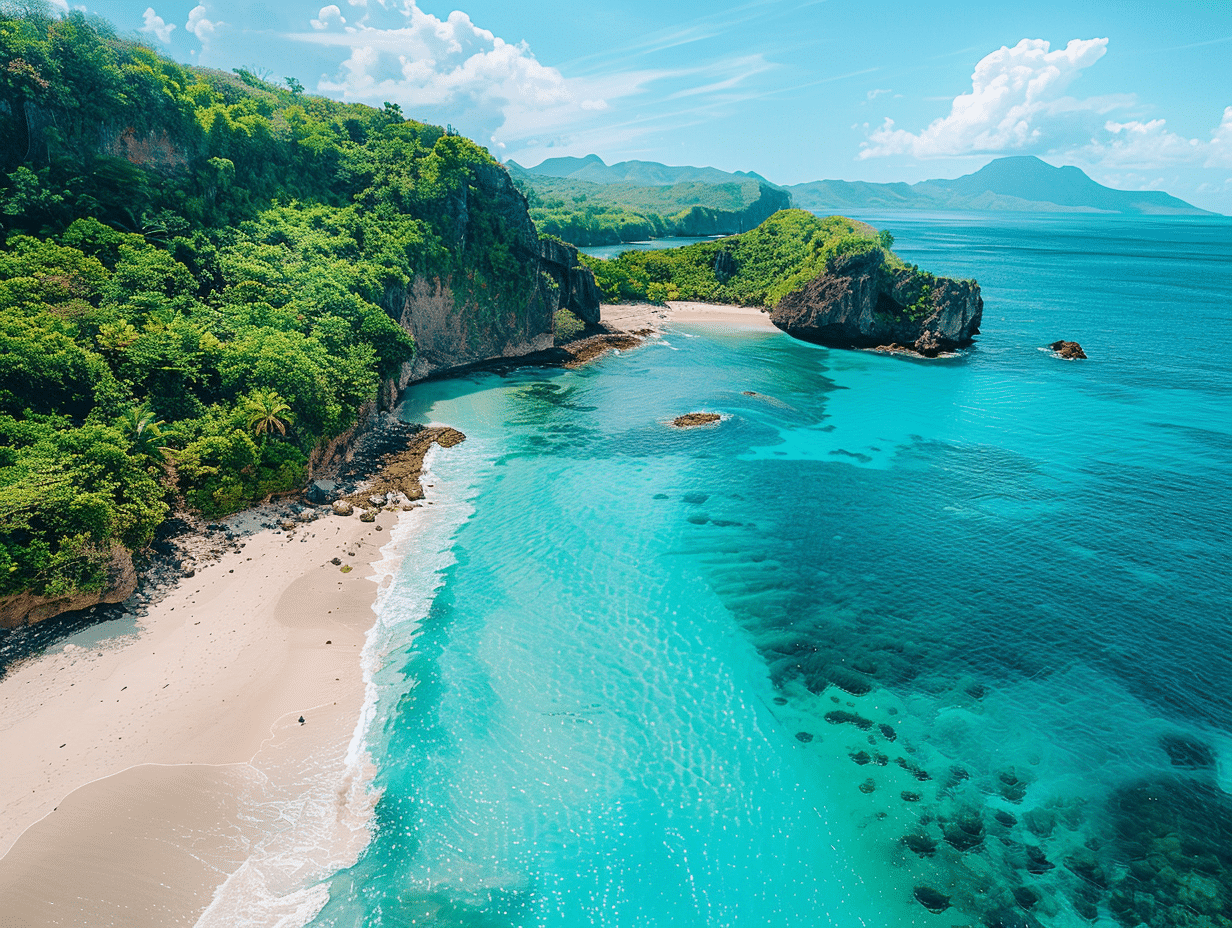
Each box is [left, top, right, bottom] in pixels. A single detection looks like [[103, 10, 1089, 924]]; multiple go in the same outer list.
[[307, 213, 1232, 927]]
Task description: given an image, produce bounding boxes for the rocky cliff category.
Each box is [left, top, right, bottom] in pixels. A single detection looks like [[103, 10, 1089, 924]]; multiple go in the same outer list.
[[390, 161, 601, 385], [0, 545, 137, 630], [770, 249, 982, 356]]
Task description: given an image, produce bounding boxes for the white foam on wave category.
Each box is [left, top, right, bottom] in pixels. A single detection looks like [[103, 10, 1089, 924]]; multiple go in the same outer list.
[[192, 433, 485, 928]]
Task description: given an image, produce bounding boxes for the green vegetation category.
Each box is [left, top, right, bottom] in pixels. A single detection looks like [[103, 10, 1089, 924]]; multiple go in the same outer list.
[[511, 168, 790, 246], [0, 6, 528, 602], [553, 308, 585, 345], [583, 209, 910, 306]]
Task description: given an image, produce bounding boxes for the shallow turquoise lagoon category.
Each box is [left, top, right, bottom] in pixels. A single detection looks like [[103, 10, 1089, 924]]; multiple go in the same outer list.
[[312, 214, 1232, 928]]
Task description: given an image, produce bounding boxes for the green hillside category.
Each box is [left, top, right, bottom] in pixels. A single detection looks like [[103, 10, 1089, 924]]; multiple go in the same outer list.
[[0, 9, 531, 602], [583, 209, 901, 307], [508, 161, 791, 246]]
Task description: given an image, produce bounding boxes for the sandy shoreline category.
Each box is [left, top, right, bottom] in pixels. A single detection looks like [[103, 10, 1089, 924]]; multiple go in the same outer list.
[[603, 300, 778, 332], [0, 503, 394, 927]]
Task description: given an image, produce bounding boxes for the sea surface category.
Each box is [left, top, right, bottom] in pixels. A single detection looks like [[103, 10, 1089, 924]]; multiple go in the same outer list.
[[307, 213, 1232, 927], [578, 235, 725, 260]]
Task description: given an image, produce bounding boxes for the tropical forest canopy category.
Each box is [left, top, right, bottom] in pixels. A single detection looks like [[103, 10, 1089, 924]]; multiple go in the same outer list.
[[0, 4, 527, 600]]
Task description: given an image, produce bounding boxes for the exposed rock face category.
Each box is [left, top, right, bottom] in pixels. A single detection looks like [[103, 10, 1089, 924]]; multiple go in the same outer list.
[[538, 237, 600, 325], [0, 545, 137, 629], [1049, 340, 1087, 359], [392, 163, 601, 384], [770, 249, 983, 356]]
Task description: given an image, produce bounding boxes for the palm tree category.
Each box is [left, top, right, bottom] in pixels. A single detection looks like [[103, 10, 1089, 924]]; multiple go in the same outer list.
[[243, 389, 294, 437], [119, 404, 172, 464]]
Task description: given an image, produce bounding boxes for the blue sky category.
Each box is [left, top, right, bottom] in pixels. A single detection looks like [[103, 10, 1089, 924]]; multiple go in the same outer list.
[[78, 0, 1232, 212]]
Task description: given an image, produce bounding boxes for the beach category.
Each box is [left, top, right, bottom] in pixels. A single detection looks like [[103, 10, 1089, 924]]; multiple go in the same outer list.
[[603, 300, 778, 332], [0, 504, 390, 927]]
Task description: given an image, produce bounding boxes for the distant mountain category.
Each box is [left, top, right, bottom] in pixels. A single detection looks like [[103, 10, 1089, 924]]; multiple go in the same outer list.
[[511, 154, 777, 188], [790, 157, 1214, 216]]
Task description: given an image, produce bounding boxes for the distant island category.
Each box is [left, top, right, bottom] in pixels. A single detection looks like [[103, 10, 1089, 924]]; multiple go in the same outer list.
[[512, 155, 1217, 237], [788, 156, 1215, 217]]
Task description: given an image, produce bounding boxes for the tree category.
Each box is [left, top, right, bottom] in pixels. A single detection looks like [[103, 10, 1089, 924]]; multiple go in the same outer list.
[[118, 403, 171, 464], [242, 388, 293, 437], [284, 76, 303, 96]]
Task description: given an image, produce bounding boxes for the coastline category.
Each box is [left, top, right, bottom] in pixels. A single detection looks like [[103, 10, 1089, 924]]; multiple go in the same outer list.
[[0, 304, 776, 926], [0, 499, 396, 925]]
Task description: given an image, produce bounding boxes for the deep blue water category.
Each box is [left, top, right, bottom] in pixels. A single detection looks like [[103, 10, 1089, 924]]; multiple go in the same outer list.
[[312, 214, 1232, 928]]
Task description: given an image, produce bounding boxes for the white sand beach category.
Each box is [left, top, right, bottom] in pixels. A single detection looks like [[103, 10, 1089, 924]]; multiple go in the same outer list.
[[603, 300, 779, 332], [0, 507, 392, 927]]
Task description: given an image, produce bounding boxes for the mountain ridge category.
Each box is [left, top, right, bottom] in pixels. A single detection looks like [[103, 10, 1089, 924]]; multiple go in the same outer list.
[[512, 154, 1217, 217]]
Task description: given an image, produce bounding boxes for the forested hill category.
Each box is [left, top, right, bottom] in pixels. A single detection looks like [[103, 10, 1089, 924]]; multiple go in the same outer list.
[[0, 8, 576, 618], [507, 157, 791, 246]]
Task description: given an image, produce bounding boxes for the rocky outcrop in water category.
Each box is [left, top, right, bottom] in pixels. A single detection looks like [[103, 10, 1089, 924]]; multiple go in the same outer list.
[[770, 249, 982, 356], [1049, 340, 1087, 359], [392, 162, 601, 384]]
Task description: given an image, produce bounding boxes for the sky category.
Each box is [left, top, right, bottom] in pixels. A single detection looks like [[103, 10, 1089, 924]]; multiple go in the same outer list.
[[68, 0, 1232, 212]]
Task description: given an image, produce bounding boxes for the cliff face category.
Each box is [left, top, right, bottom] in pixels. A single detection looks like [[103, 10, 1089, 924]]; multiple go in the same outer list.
[[0, 545, 137, 630], [392, 161, 601, 385], [770, 250, 982, 356]]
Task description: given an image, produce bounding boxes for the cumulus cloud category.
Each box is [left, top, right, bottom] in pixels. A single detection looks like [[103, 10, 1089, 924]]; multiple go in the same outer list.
[[860, 38, 1112, 159], [185, 5, 223, 44], [1206, 106, 1232, 168], [292, 2, 627, 144], [140, 7, 175, 43], [310, 4, 345, 30], [1072, 106, 1232, 171]]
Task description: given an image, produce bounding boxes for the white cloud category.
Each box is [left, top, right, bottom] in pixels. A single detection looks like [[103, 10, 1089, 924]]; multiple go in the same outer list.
[[185, 5, 223, 44], [1070, 107, 1232, 172], [866, 88, 891, 101], [140, 7, 175, 43], [1206, 106, 1232, 168], [860, 38, 1112, 159], [310, 4, 345, 30], [291, 2, 630, 145]]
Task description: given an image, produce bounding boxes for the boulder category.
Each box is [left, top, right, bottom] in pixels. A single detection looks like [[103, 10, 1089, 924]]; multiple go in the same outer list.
[[331, 500, 354, 516], [359, 510, 377, 523], [672, 412, 721, 429], [1049, 340, 1087, 359], [305, 479, 337, 504], [770, 249, 982, 354]]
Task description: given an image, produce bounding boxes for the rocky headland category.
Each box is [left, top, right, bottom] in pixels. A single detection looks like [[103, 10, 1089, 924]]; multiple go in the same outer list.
[[770, 248, 983, 356]]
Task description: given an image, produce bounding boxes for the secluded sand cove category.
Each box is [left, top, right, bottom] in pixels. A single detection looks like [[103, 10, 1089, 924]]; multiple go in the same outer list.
[[0, 505, 387, 927], [604, 300, 779, 332]]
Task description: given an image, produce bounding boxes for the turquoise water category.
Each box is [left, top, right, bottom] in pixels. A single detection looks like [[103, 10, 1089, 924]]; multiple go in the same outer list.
[[312, 215, 1232, 927], [578, 235, 726, 260]]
